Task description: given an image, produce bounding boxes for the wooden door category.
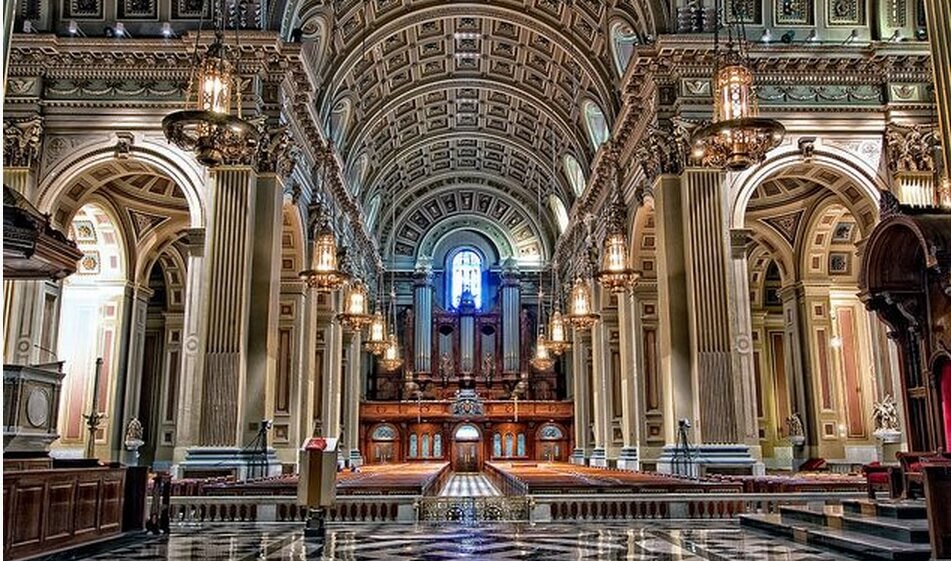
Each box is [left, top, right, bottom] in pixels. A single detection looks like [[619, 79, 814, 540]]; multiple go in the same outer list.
[[453, 442, 479, 472]]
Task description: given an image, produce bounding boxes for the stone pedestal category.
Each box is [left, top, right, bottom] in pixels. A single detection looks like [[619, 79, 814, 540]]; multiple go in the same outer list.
[[616, 446, 640, 471]]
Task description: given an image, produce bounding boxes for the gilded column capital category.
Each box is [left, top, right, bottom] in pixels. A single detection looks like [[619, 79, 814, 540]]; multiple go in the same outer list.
[[3, 115, 43, 169]]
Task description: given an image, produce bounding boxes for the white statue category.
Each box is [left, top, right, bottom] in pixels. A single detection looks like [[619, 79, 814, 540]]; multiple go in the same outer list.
[[872, 394, 901, 442]]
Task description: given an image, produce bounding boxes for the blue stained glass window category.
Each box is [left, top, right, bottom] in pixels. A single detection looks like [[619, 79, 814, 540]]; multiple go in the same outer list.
[[451, 250, 482, 309]]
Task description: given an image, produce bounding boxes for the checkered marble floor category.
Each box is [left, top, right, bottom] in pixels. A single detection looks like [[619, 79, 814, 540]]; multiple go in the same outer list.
[[55, 521, 860, 560], [440, 473, 502, 496]]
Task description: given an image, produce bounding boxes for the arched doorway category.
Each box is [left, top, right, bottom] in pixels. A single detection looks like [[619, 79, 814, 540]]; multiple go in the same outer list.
[[452, 423, 482, 472]]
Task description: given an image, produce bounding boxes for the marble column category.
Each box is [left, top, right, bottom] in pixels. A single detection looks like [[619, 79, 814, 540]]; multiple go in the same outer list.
[[570, 330, 591, 464], [501, 262, 521, 374], [780, 284, 819, 462], [589, 282, 612, 467], [616, 290, 641, 470], [243, 173, 284, 446], [413, 265, 434, 374], [343, 332, 363, 466], [924, 0, 951, 206], [728, 229, 760, 450], [173, 229, 206, 464], [118, 284, 153, 454], [320, 295, 344, 445], [652, 175, 694, 443], [197, 167, 257, 448]]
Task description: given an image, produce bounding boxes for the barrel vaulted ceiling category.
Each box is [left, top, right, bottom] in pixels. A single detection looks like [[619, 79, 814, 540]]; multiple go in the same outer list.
[[284, 0, 663, 265]]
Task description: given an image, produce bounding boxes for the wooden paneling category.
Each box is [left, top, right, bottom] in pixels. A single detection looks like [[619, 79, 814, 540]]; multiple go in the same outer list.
[[3, 467, 127, 560]]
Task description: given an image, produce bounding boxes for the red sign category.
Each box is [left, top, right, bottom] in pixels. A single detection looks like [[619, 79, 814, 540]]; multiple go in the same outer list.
[[304, 437, 327, 451]]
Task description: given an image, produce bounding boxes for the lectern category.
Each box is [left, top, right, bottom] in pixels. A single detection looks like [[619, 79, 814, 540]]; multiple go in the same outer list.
[[298, 437, 337, 538]]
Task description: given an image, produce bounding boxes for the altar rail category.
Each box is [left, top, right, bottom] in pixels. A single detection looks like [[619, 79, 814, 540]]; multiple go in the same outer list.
[[157, 491, 866, 524], [531, 491, 868, 521]]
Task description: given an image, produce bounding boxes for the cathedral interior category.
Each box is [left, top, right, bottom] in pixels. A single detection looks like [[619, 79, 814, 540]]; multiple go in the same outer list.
[[3, 0, 951, 560]]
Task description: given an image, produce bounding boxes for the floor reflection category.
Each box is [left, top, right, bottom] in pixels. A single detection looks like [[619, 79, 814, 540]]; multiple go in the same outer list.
[[54, 521, 857, 560]]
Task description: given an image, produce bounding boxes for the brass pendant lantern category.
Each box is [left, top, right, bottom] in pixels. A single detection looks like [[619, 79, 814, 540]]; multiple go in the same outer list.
[[690, 3, 784, 171], [378, 333, 404, 372], [337, 280, 372, 332], [364, 309, 389, 355], [300, 212, 348, 292], [546, 309, 571, 356], [565, 277, 599, 330], [529, 333, 555, 372], [162, 2, 258, 167], [597, 161, 639, 293]]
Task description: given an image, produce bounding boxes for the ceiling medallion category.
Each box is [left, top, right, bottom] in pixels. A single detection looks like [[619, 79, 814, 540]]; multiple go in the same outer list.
[[691, 3, 785, 171], [162, 3, 258, 167]]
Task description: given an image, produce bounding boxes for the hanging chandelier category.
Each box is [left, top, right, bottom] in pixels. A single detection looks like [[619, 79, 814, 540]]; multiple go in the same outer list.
[[565, 277, 599, 330], [364, 308, 389, 355], [597, 160, 639, 293], [337, 280, 372, 332], [162, 0, 258, 167], [529, 333, 555, 372], [690, 1, 784, 171], [299, 210, 348, 292], [547, 309, 571, 356], [379, 333, 404, 372]]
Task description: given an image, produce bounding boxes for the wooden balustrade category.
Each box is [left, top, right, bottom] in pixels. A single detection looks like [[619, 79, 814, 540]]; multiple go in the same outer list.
[[162, 495, 419, 523], [483, 462, 529, 496], [532, 491, 867, 522]]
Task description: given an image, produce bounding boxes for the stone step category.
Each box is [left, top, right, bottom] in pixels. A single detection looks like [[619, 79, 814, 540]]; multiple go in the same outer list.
[[779, 505, 930, 544], [740, 513, 931, 561], [841, 498, 927, 520]]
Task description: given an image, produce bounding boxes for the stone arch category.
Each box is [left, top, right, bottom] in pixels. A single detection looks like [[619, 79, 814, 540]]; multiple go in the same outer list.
[[429, 226, 504, 269], [138, 233, 189, 310], [417, 216, 515, 265], [36, 137, 206, 229], [729, 145, 886, 233]]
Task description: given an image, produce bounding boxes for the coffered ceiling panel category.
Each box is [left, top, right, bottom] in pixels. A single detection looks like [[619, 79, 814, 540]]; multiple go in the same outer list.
[[286, 0, 660, 262]]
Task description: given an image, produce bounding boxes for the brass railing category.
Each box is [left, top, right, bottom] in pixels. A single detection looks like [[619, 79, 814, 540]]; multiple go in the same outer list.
[[414, 496, 534, 523]]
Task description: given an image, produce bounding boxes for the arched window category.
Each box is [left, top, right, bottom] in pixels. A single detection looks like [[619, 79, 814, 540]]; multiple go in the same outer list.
[[450, 249, 482, 309], [350, 153, 369, 197], [493, 433, 502, 457], [563, 154, 586, 196], [433, 434, 442, 457], [549, 195, 570, 234], [408, 434, 418, 458], [329, 99, 351, 146], [366, 194, 381, 230], [421, 434, 431, 458], [371, 424, 397, 441], [516, 433, 526, 457], [610, 21, 639, 75], [582, 100, 610, 148], [504, 433, 514, 457], [539, 424, 564, 440]]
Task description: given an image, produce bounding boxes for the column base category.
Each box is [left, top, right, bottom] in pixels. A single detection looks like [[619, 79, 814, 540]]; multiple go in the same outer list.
[[174, 446, 281, 480], [570, 448, 587, 465], [656, 443, 764, 478], [347, 449, 363, 469], [589, 447, 607, 467], [616, 446, 640, 471]]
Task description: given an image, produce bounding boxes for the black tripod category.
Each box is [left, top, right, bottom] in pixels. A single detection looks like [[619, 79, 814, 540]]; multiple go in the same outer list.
[[672, 418, 695, 478], [245, 420, 272, 479]]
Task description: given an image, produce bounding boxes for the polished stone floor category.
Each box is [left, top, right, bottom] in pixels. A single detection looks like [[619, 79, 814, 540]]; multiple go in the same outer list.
[[440, 473, 502, 496], [50, 521, 860, 560]]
